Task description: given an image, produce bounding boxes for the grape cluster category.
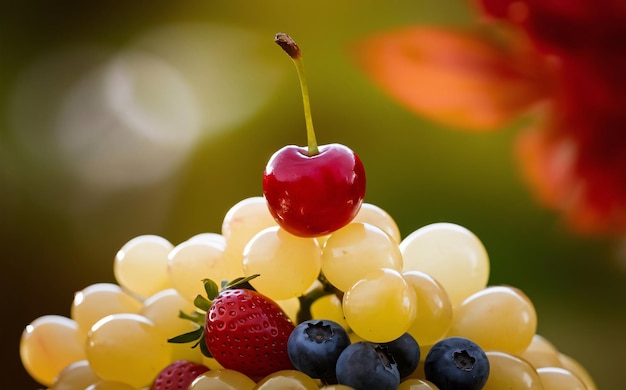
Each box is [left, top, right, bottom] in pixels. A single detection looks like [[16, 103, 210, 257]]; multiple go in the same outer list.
[[20, 196, 596, 390]]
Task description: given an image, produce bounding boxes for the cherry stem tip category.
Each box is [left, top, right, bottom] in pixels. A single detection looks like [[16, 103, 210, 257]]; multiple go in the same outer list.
[[274, 33, 302, 59]]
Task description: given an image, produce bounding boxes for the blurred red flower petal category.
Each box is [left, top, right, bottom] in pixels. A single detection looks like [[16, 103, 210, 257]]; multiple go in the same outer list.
[[351, 27, 549, 131], [519, 32, 626, 236], [516, 127, 626, 236]]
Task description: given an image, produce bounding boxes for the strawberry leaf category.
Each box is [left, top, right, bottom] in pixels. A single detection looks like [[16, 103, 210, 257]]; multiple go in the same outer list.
[[194, 294, 212, 312], [178, 310, 206, 327], [222, 274, 260, 290], [168, 327, 203, 344], [202, 278, 220, 300]]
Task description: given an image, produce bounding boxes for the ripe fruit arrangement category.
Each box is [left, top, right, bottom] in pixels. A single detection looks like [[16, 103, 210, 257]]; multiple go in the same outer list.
[[19, 33, 597, 390]]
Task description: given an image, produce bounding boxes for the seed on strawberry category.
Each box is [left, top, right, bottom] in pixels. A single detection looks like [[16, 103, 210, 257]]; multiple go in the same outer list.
[[150, 360, 209, 390], [168, 275, 295, 381]]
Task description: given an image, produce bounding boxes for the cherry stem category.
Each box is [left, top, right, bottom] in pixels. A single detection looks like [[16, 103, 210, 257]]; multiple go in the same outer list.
[[275, 32, 319, 156]]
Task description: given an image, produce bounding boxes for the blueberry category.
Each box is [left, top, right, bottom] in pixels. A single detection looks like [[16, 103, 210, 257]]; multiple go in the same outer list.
[[382, 332, 420, 378], [287, 319, 351, 382], [336, 341, 400, 390], [424, 336, 489, 390]]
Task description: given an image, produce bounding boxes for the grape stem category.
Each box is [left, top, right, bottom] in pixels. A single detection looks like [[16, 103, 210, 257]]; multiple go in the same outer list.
[[275, 32, 319, 156], [296, 272, 344, 323]]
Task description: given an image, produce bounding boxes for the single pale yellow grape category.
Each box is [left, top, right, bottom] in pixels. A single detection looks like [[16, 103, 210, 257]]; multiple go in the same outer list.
[[343, 268, 416, 343], [187, 232, 227, 247], [253, 369, 319, 389], [320, 385, 356, 390], [521, 334, 562, 369], [85, 380, 137, 390], [447, 286, 537, 355], [353, 202, 402, 243], [167, 239, 227, 303], [71, 283, 143, 342], [243, 226, 321, 300], [558, 353, 597, 390], [220, 196, 278, 280], [114, 235, 173, 298], [536, 367, 587, 390], [403, 270, 453, 346], [221, 196, 277, 243], [276, 296, 301, 323], [398, 378, 439, 389], [321, 222, 403, 292], [49, 360, 99, 390], [400, 223, 489, 306], [483, 351, 543, 390], [86, 313, 172, 388], [20, 315, 86, 386], [189, 369, 256, 390], [141, 288, 203, 362], [310, 294, 350, 330]]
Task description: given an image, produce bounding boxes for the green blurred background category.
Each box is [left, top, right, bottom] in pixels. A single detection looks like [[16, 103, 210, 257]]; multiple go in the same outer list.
[[1, 1, 624, 388]]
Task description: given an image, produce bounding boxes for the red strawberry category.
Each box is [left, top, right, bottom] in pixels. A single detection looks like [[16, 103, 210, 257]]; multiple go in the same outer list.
[[168, 275, 295, 381], [150, 360, 209, 390], [205, 287, 295, 379]]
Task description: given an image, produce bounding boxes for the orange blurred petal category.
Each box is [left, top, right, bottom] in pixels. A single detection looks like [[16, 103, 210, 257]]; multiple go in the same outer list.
[[515, 127, 574, 207], [516, 128, 626, 236], [352, 27, 548, 131]]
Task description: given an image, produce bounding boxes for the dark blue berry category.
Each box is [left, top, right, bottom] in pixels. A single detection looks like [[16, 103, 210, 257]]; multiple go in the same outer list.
[[336, 341, 400, 390], [383, 332, 420, 378], [424, 336, 489, 390], [287, 319, 351, 382]]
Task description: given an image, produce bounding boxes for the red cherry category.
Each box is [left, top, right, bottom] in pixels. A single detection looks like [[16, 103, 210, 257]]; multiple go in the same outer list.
[[264, 33, 366, 237], [264, 143, 366, 237]]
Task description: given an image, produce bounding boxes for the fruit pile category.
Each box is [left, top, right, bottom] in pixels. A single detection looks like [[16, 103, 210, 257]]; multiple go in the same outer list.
[[20, 33, 597, 390]]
